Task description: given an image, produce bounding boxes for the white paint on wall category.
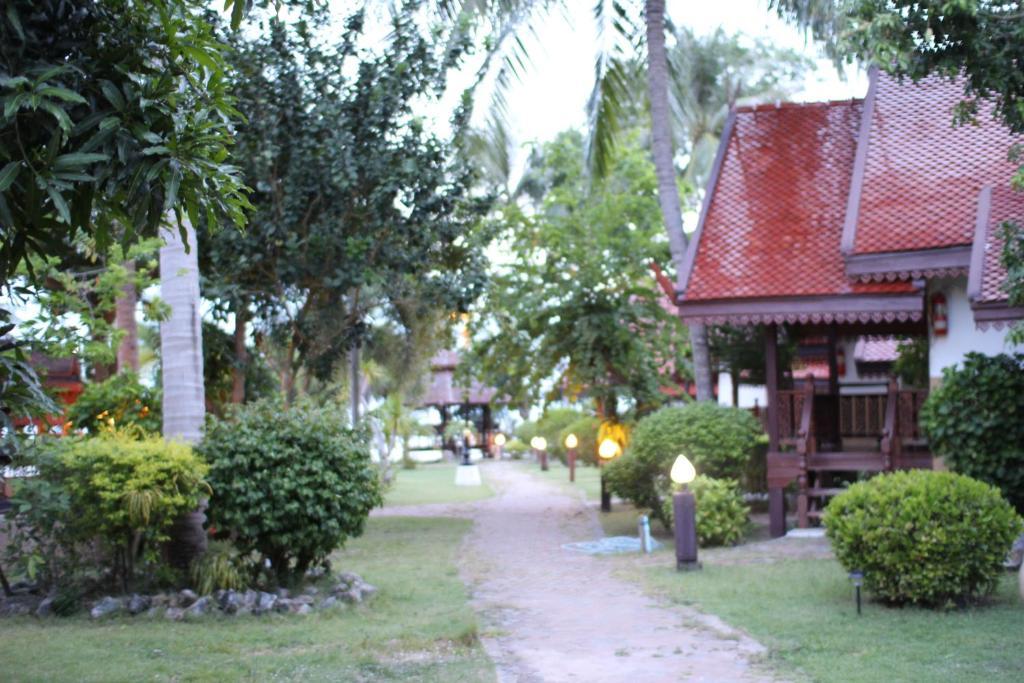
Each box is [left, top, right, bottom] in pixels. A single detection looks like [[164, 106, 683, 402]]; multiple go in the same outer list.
[[716, 372, 767, 409], [928, 276, 1021, 378]]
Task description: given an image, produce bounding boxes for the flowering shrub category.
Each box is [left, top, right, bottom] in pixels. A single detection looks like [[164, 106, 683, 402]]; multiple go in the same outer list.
[[66, 371, 160, 435]]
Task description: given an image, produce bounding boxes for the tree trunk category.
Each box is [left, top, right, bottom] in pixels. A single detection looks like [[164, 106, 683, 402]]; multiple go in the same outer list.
[[159, 221, 207, 571], [644, 0, 714, 402], [231, 301, 248, 404], [350, 343, 361, 425], [159, 221, 205, 443], [115, 260, 140, 373], [731, 368, 739, 408]]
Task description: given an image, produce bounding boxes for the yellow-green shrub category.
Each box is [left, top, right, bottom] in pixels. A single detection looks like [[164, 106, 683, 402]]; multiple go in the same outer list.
[[661, 475, 749, 547], [824, 470, 1022, 608]]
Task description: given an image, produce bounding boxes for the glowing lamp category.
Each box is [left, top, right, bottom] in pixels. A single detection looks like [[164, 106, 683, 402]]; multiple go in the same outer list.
[[598, 438, 620, 460], [670, 455, 696, 485], [494, 433, 506, 447], [564, 433, 578, 449], [530, 436, 547, 451]]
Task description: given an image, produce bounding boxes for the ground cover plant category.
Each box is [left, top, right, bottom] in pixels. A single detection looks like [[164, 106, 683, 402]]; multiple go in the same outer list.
[[0, 517, 494, 682], [629, 554, 1024, 683], [383, 463, 495, 507], [824, 470, 1022, 607]]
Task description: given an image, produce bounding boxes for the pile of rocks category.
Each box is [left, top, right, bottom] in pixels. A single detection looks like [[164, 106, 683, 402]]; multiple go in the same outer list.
[[0, 572, 378, 621]]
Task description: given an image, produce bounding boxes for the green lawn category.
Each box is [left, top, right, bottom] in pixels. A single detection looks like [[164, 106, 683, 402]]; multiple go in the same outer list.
[[0, 517, 494, 683], [383, 463, 494, 507], [634, 555, 1024, 682], [514, 459, 603, 503]]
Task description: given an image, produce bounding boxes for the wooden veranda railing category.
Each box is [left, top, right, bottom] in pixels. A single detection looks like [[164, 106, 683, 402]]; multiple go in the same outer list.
[[767, 376, 932, 528]]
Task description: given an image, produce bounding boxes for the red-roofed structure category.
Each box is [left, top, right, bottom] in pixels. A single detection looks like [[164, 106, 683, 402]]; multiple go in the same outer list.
[[676, 68, 1022, 536]]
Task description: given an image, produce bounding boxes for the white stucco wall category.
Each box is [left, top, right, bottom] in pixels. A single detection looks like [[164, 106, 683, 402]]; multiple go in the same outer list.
[[717, 372, 767, 409], [928, 276, 1021, 379]]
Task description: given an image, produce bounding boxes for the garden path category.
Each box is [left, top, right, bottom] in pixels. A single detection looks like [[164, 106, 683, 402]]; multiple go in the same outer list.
[[376, 462, 777, 683]]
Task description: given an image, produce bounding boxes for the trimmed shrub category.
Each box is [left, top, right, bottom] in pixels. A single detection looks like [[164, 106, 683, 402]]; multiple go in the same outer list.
[[5, 433, 208, 591], [660, 475, 749, 547], [200, 400, 382, 585], [604, 403, 762, 527], [920, 352, 1024, 512], [66, 371, 161, 435], [824, 470, 1022, 608], [503, 438, 529, 459], [517, 408, 586, 463], [558, 415, 601, 465]]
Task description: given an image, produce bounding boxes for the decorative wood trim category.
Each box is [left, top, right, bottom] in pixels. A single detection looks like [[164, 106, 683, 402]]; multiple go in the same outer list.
[[676, 292, 925, 326], [841, 66, 878, 255], [972, 303, 1024, 328], [677, 110, 737, 296], [967, 185, 994, 302], [844, 245, 971, 281]]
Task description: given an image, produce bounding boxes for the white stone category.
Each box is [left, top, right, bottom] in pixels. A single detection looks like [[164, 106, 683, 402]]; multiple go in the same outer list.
[[785, 528, 826, 539], [454, 464, 482, 487]]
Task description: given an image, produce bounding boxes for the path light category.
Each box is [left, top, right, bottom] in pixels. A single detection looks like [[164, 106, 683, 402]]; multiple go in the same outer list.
[[494, 433, 506, 447], [597, 438, 621, 512], [849, 570, 864, 615], [530, 436, 549, 471], [564, 433, 578, 483], [671, 454, 700, 571]]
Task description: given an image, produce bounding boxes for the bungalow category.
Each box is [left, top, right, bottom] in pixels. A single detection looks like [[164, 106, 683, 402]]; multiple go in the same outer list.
[[675, 68, 1023, 536]]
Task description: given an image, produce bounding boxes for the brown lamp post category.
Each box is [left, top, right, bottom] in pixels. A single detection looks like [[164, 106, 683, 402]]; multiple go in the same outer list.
[[671, 454, 700, 571], [597, 437, 621, 512], [564, 432, 578, 482], [530, 436, 549, 471]]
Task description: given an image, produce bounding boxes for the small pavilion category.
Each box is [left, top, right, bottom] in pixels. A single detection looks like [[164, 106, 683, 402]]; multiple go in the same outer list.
[[675, 68, 1023, 536], [418, 349, 500, 457]]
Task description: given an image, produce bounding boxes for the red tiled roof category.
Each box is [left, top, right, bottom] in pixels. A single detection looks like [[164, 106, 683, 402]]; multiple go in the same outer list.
[[967, 185, 1024, 330], [679, 100, 919, 324], [421, 350, 497, 406], [850, 73, 1020, 257], [853, 337, 900, 363]]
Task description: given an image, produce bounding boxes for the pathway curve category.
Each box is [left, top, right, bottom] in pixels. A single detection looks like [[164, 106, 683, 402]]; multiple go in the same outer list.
[[377, 462, 775, 683]]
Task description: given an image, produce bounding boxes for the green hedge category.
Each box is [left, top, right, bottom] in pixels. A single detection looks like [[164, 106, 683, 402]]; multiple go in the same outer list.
[[920, 352, 1024, 511], [824, 470, 1022, 608]]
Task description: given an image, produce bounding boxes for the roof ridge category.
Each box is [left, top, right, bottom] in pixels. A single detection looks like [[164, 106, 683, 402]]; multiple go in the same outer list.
[[734, 98, 864, 114]]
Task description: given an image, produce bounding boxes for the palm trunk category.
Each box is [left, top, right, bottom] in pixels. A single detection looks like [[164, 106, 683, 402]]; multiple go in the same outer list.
[[159, 221, 205, 443], [115, 260, 140, 373], [645, 0, 714, 402]]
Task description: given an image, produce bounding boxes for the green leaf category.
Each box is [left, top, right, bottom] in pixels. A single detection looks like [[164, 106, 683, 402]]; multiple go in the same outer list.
[[53, 153, 109, 170], [37, 86, 87, 105], [45, 184, 72, 224], [0, 161, 20, 191], [38, 101, 72, 134], [99, 80, 125, 111]]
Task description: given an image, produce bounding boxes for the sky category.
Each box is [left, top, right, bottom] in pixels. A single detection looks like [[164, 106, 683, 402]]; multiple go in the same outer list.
[[475, 0, 868, 178]]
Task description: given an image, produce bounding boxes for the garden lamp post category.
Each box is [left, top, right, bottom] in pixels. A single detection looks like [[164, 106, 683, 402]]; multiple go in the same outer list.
[[493, 432, 506, 459], [849, 571, 864, 615], [671, 454, 700, 571], [462, 429, 473, 466], [598, 437, 621, 512], [530, 436, 548, 471], [564, 432, 578, 482]]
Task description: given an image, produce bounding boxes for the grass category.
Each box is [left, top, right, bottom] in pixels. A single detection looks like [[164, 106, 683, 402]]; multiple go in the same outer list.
[[383, 463, 494, 507], [632, 554, 1024, 682], [513, 459, 603, 504], [0, 517, 494, 683]]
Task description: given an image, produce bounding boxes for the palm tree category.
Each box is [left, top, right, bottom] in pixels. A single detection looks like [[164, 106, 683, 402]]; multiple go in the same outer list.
[[159, 221, 205, 443]]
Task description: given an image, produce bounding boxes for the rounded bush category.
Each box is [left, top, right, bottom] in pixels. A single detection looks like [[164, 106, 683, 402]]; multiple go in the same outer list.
[[920, 352, 1024, 512], [604, 403, 762, 527], [824, 470, 1022, 607], [200, 400, 382, 585], [661, 475, 748, 547]]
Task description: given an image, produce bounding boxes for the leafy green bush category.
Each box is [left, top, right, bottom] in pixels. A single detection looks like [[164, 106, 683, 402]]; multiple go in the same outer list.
[[660, 476, 749, 547], [200, 400, 382, 585], [190, 540, 246, 595], [604, 403, 762, 527], [5, 433, 208, 591], [920, 352, 1024, 511], [824, 470, 1022, 607], [558, 415, 600, 465], [66, 371, 161, 435], [503, 438, 529, 459]]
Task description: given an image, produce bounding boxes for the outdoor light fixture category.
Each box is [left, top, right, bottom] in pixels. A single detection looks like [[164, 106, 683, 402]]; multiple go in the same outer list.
[[849, 570, 864, 615], [564, 433, 578, 483], [494, 433, 506, 446], [671, 454, 700, 571], [530, 436, 549, 471], [598, 438, 620, 460]]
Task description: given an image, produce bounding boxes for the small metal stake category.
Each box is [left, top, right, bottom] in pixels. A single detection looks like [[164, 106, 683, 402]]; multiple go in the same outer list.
[[849, 570, 864, 615]]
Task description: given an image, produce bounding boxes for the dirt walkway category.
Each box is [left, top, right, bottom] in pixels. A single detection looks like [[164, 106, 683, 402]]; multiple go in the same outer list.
[[377, 463, 776, 682]]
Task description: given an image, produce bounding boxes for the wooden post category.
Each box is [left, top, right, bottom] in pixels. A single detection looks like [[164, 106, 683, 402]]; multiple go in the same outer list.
[[568, 448, 576, 482], [765, 324, 786, 538]]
